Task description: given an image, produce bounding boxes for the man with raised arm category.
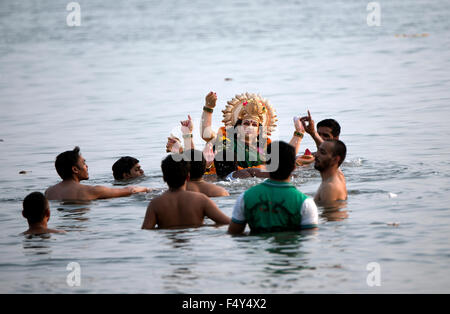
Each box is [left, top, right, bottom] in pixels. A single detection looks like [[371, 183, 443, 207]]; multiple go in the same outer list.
[[142, 154, 230, 229], [300, 110, 341, 150], [45, 147, 149, 201]]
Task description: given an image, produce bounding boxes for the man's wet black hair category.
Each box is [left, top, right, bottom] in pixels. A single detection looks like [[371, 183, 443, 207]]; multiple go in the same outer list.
[[55, 146, 81, 180], [331, 140, 347, 167], [161, 154, 190, 189], [22, 192, 48, 224], [266, 141, 296, 181], [214, 149, 238, 180], [317, 119, 341, 137], [112, 156, 139, 180], [184, 150, 206, 180]]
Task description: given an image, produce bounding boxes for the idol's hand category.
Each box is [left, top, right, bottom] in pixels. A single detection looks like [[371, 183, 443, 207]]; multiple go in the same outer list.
[[205, 91, 217, 109], [180, 115, 194, 135]]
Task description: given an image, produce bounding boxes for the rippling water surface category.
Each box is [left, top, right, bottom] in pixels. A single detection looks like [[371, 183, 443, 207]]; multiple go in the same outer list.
[[1, 0, 450, 293]]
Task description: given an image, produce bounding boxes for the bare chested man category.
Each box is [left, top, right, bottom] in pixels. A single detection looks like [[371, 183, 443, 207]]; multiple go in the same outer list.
[[22, 192, 65, 235], [185, 149, 229, 197], [142, 154, 230, 229], [45, 147, 149, 201], [314, 140, 348, 205]]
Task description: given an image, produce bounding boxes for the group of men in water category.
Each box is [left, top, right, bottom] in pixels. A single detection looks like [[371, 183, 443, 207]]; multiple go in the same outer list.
[[22, 92, 347, 236]]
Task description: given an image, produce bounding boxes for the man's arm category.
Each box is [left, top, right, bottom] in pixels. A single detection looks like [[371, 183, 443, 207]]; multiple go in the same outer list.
[[228, 221, 246, 234], [289, 117, 305, 155], [180, 115, 195, 151], [300, 198, 319, 230], [142, 202, 157, 229], [247, 167, 270, 178], [203, 196, 231, 225], [227, 193, 247, 235], [89, 185, 148, 200]]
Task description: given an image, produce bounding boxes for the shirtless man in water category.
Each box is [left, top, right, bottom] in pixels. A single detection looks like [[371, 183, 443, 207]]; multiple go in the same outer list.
[[185, 149, 229, 197], [313, 140, 348, 205], [142, 154, 230, 229], [22, 192, 65, 235], [45, 147, 149, 201]]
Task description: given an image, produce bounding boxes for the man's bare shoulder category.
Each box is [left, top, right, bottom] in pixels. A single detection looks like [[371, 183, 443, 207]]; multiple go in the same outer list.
[[186, 182, 201, 192], [22, 229, 66, 236], [46, 181, 94, 201], [183, 189, 210, 199], [190, 181, 229, 197], [204, 182, 229, 197]]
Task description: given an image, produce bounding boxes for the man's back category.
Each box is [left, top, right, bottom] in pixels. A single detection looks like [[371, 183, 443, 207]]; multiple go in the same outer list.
[[45, 181, 93, 201], [142, 190, 230, 229]]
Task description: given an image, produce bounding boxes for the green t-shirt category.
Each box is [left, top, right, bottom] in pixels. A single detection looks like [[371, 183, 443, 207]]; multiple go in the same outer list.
[[231, 179, 318, 233]]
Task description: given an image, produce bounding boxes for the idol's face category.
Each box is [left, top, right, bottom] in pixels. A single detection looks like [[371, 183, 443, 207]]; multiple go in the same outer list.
[[238, 119, 259, 142]]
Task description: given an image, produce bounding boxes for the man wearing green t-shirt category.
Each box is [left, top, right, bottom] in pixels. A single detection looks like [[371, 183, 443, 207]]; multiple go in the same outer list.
[[228, 141, 319, 234]]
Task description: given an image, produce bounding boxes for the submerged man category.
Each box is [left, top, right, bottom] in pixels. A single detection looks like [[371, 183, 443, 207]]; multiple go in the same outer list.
[[112, 156, 144, 180], [185, 149, 229, 197], [314, 140, 348, 205], [142, 154, 230, 229], [22, 192, 65, 235], [45, 147, 149, 201], [228, 141, 319, 235]]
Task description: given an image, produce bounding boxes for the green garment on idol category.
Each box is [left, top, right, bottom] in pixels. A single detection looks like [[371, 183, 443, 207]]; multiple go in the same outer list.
[[234, 138, 265, 169]]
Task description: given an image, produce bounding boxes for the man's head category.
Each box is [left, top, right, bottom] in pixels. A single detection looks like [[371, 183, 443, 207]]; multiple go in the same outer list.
[[55, 146, 89, 181], [317, 119, 341, 141], [184, 150, 206, 181], [112, 156, 144, 180], [314, 140, 347, 172], [22, 192, 50, 225], [161, 154, 190, 189], [214, 149, 238, 180], [267, 141, 296, 181]]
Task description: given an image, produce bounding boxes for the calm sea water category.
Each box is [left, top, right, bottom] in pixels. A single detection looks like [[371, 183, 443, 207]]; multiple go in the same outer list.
[[1, 0, 450, 293]]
